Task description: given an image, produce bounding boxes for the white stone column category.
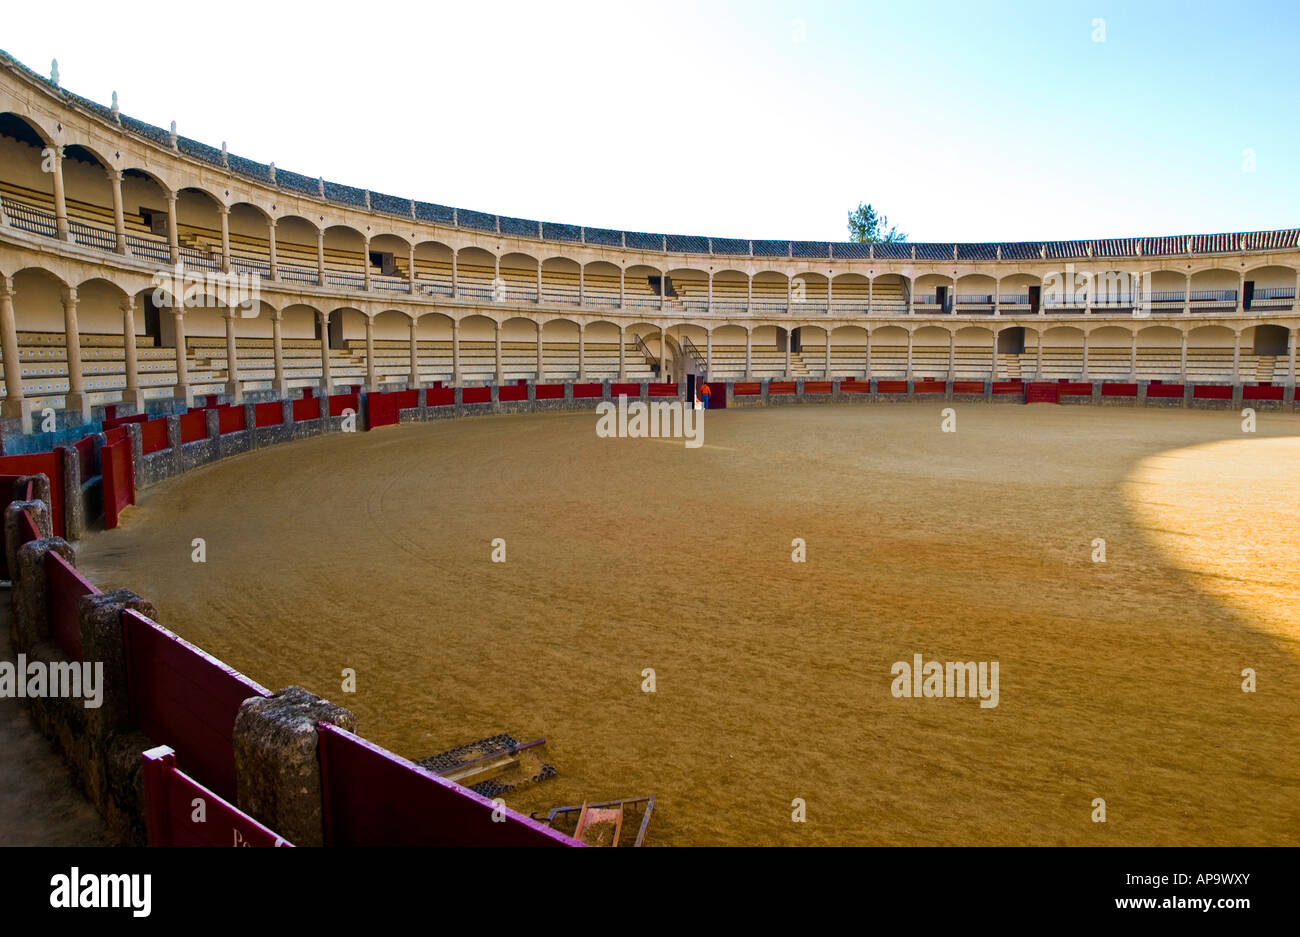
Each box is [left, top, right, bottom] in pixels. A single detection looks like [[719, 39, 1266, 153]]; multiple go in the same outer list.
[[1035, 329, 1043, 378], [619, 266, 625, 308], [1237, 272, 1245, 314], [51, 144, 70, 241], [62, 287, 89, 418], [316, 227, 326, 285], [165, 192, 180, 264], [868, 277, 874, 315], [266, 219, 278, 280], [906, 278, 914, 316], [1180, 330, 1188, 381], [451, 319, 461, 385], [536, 320, 545, 382], [319, 311, 332, 395], [577, 323, 586, 381], [535, 261, 542, 303], [1184, 274, 1192, 315], [905, 329, 913, 380], [362, 237, 372, 291], [827, 275, 834, 313], [218, 204, 231, 272], [824, 329, 831, 378], [659, 271, 665, 311], [172, 309, 192, 405], [618, 325, 626, 381], [0, 277, 30, 424], [706, 330, 713, 381], [784, 329, 792, 378], [1081, 331, 1090, 380], [993, 277, 1001, 317], [745, 328, 753, 378], [1288, 327, 1297, 388], [494, 320, 503, 383], [365, 315, 376, 390], [578, 264, 585, 306], [990, 330, 998, 381], [408, 315, 420, 388], [271, 310, 287, 395], [707, 272, 713, 313], [1232, 329, 1241, 383], [746, 274, 752, 313], [864, 328, 872, 379], [408, 245, 417, 295], [451, 251, 459, 298], [108, 169, 127, 255], [1130, 330, 1138, 378], [948, 331, 956, 379], [223, 308, 242, 402], [121, 296, 143, 409]]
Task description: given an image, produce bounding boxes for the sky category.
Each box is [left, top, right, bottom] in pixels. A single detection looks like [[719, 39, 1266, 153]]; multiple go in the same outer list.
[[3, 0, 1297, 243]]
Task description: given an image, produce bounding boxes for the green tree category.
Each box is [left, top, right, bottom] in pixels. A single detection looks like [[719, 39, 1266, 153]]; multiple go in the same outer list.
[[846, 203, 907, 243]]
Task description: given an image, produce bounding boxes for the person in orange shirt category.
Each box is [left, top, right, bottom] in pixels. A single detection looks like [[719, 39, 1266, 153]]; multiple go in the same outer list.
[[699, 383, 711, 410]]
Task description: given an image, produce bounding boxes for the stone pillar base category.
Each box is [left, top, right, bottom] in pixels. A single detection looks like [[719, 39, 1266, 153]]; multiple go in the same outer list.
[[1, 397, 34, 433], [119, 388, 146, 413], [225, 381, 243, 403], [172, 385, 194, 408], [63, 391, 92, 422]]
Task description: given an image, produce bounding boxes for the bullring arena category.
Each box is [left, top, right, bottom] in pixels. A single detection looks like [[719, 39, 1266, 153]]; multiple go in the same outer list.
[[0, 47, 1297, 848]]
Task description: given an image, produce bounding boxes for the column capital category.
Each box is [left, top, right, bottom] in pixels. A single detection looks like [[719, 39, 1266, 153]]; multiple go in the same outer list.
[[105, 167, 123, 183], [1, 277, 14, 299], [120, 295, 136, 313], [61, 285, 78, 306], [217, 203, 230, 216], [164, 190, 177, 205]]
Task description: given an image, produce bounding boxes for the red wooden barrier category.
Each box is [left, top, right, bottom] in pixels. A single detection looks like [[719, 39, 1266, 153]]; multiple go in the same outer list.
[[316, 723, 577, 847], [254, 402, 283, 427], [141, 418, 169, 454], [1025, 382, 1060, 403], [1146, 383, 1184, 398], [535, 383, 564, 400], [1193, 384, 1233, 400], [803, 381, 833, 394], [1243, 384, 1283, 401], [0, 452, 64, 537], [1102, 383, 1138, 397], [73, 436, 96, 479], [572, 383, 603, 398], [951, 381, 984, 394], [839, 380, 870, 394], [462, 386, 490, 404], [217, 406, 245, 434], [179, 410, 207, 443], [876, 380, 908, 394], [733, 382, 761, 396], [328, 393, 359, 417], [611, 382, 641, 397], [292, 397, 321, 421], [426, 387, 454, 406], [102, 413, 148, 431], [768, 381, 795, 395], [104, 425, 129, 446], [367, 393, 399, 428], [121, 610, 271, 804], [992, 381, 1025, 395], [914, 380, 945, 394], [649, 383, 678, 397], [1058, 382, 1094, 396], [142, 746, 290, 847], [395, 389, 418, 410], [498, 384, 526, 402], [45, 550, 99, 661], [101, 439, 135, 530]]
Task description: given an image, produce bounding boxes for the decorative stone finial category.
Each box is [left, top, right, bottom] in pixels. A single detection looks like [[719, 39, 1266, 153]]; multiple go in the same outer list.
[[364, 190, 371, 210], [1136, 241, 1143, 258], [221, 141, 229, 168], [996, 245, 1002, 260], [410, 199, 416, 219], [169, 121, 178, 150], [1185, 237, 1193, 254], [1039, 244, 1046, 259], [952, 244, 958, 261], [269, 162, 276, 183], [111, 91, 120, 123], [50, 59, 59, 86], [318, 176, 325, 196]]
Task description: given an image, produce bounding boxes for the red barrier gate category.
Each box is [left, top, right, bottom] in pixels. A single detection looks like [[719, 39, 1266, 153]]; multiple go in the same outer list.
[[328, 393, 359, 417], [803, 381, 833, 395], [1147, 383, 1184, 398], [367, 393, 399, 428], [1102, 383, 1138, 397], [179, 410, 207, 442], [254, 402, 283, 427], [101, 440, 135, 530], [611, 382, 641, 397], [839, 380, 870, 394], [993, 381, 1025, 395], [292, 397, 321, 421], [877, 380, 908, 394], [142, 747, 290, 847], [914, 380, 945, 394], [1025, 382, 1061, 403], [426, 387, 455, 406], [535, 384, 564, 400], [141, 418, 169, 453], [121, 610, 271, 803], [648, 383, 678, 397], [573, 383, 603, 398], [1193, 384, 1233, 400], [0, 451, 65, 537], [733, 382, 761, 396], [462, 386, 490, 404], [952, 381, 985, 394], [316, 723, 576, 847], [1243, 384, 1283, 401], [498, 384, 526, 402], [768, 381, 795, 395]]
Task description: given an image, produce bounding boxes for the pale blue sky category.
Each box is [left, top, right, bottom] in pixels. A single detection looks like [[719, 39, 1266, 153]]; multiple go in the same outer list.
[[3, 0, 1296, 242]]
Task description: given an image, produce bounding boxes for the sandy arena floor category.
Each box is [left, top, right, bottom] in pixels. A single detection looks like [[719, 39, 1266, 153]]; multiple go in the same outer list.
[[77, 402, 1300, 846]]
